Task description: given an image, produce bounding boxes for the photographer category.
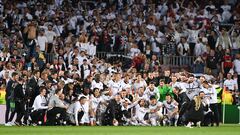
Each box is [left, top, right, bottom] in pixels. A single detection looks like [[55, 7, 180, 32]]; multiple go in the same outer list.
[[47, 89, 68, 125], [193, 56, 205, 74]]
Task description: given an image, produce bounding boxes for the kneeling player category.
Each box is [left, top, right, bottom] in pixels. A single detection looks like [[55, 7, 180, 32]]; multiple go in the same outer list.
[[149, 96, 163, 126], [162, 94, 179, 126]]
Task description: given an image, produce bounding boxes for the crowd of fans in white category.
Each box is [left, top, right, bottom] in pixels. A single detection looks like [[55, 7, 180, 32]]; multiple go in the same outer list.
[[0, 0, 239, 127]]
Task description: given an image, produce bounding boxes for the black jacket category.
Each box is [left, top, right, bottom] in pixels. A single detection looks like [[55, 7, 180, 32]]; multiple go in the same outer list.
[[185, 99, 204, 122], [14, 83, 25, 102], [5, 79, 17, 100], [27, 77, 39, 99], [103, 99, 123, 125], [175, 91, 190, 116]]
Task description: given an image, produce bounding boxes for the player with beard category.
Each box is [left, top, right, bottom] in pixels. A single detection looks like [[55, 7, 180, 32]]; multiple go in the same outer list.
[[144, 81, 159, 101], [185, 74, 201, 100], [162, 94, 179, 126]]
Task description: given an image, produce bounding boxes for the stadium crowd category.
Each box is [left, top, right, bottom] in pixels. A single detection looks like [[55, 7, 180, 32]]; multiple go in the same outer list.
[[0, 0, 240, 127]]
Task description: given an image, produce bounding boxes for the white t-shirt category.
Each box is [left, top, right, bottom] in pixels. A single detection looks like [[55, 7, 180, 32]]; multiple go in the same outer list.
[[202, 87, 218, 104], [187, 29, 200, 43], [78, 42, 89, 52], [88, 43, 96, 56], [37, 35, 48, 51], [129, 48, 141, 57], [151, 42, 160, 53], [133, 80, 147, 92], [162, 100, 178, 115], [32, 95, 48, 111], [135, 104, 149, 121], [69, 16, 78, 30], [91, 80, 104, 90], [177, 43, 189, 56], [82, 64, 91, 79], [45, 30, 56, 43], [149, 102, 163, 117], [106, 12, 116, 20], [224, 79, 236, 90], [78, 94, 90, 124], [221, 5, 231, 12], [120, 79, 132, 90], [90, 95, 103, 112], [194, 43, 204, 56], [108, 80, 122, 96], [78, 56, 88, 66], [66, 101, 84, 124], [185, 81, 200, 100], [147, 25, 156, 32], [233, 59, 240, 74], [178, 82, 188, 93], [144, 87, 159, 100], [158, 3, 168, 16]]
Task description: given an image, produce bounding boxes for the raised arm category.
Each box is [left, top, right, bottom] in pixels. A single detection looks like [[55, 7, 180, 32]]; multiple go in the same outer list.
[[193, 0, 200, 9], [228, 25, 235, 35], [180, 0, 186, 9]]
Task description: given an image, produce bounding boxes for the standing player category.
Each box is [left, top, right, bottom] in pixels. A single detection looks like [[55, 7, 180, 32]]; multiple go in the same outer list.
[[107, 72, 122, 96], [202, 81, 219, 126], [185, 75, 200, 100]]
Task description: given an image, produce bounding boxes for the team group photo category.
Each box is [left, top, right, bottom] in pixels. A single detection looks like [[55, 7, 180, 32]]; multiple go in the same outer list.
[[0, 0, 240, 134]]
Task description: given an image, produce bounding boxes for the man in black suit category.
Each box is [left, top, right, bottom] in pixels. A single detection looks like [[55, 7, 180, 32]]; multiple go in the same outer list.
[[5, 72, 19, 126], [14, 77, 25, 125], [173, 86, 190, 126], [103, 94, 123, 126], [27, 70, 40, 107]]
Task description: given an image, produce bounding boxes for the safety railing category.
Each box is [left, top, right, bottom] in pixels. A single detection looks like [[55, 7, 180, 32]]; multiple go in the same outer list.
[[159, 55, 197, 66], [43, 52, 197, 67]]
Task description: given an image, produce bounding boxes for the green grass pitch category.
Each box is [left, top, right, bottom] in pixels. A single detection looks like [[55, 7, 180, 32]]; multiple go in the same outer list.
[[0, 125, 239, 135]]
